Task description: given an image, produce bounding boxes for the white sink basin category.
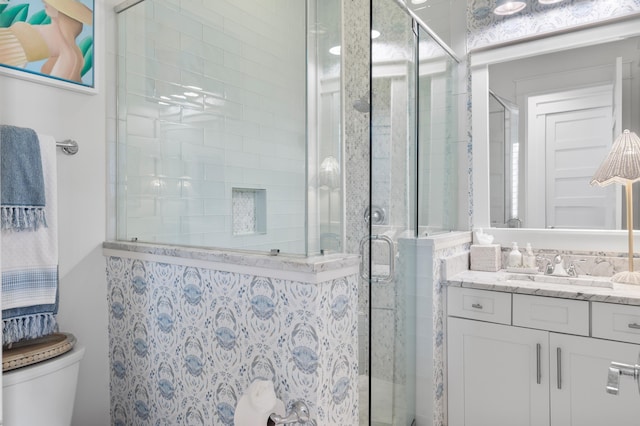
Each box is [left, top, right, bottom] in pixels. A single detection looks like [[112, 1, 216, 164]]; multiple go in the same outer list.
[[502, 273, 613, 289]]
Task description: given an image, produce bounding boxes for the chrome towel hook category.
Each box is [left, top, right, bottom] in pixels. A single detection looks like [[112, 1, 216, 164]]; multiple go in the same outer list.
[[56, 139, 79, 155]]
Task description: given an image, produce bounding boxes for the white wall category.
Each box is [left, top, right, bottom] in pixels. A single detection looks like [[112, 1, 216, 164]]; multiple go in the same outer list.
[[0, 0, 110, 423]]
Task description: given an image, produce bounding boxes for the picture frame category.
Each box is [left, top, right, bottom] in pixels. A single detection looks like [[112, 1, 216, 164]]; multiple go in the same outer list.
[[0, 0, 95, 94]]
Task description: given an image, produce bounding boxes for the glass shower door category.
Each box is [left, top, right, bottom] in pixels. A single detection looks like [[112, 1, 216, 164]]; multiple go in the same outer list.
[[367, 0, 417, 424], [366, 2, 459, 425]]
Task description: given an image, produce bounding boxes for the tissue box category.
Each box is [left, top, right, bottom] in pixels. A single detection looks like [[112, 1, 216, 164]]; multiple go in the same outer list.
[[470, 244, 501, 272]]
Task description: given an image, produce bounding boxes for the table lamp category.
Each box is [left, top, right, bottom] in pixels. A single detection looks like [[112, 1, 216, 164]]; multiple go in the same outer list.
[[591, 129, 640, 284]]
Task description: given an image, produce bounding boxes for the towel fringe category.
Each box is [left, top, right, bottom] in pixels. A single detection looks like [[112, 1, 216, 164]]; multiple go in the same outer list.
[[1, 206, 47, 231], [2, 313, 58, 346]]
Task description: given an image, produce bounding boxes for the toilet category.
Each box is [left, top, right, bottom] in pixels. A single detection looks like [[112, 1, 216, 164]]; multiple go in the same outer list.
[[2, 333, 85, 426]]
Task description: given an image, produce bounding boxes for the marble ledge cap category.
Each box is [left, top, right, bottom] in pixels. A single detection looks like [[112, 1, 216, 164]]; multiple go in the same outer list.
[[102, 240, 360, 273]]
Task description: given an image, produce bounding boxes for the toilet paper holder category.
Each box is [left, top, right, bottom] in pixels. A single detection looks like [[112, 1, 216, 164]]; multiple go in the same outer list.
[[269, 400, 316, 425]]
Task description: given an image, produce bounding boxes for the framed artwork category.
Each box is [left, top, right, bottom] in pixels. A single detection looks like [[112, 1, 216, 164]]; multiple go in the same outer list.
[[0, 0, 95, 93]]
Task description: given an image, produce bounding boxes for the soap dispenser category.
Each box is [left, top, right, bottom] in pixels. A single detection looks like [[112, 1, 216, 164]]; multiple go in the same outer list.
[[508, 242, 522, 268], [523, 243, 536, 269]]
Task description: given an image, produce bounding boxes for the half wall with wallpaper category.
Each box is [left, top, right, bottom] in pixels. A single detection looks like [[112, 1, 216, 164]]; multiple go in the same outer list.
[[104, 243, 359, 425]]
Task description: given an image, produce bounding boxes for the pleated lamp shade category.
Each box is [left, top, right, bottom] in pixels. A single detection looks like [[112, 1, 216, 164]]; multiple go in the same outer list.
[[591, 129, 640, 284], [319, 156, 340, 190], [591, 130, 640, 187]]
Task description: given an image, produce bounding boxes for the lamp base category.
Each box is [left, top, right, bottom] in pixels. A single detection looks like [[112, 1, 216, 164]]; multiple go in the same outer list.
[[611, 271, 640, 285]]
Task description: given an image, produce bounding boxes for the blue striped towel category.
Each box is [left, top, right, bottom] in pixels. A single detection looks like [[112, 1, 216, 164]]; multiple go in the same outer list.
[[2, 132, 58, 345], [0, 125, 47, 231]]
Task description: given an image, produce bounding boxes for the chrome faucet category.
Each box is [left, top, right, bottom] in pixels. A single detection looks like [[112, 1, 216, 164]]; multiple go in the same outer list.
[[538, 254, 572, 276], [549, 254, 570, 276], [269, 400, 316, 425], [537, 255, 586, 277]]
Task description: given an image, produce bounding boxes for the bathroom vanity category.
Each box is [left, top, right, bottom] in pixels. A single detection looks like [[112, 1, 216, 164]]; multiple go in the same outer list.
[[446, 270, 640, 426]]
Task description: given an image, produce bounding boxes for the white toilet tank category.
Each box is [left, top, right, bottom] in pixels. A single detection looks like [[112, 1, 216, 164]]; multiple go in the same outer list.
[[3, 345, 85, 426]]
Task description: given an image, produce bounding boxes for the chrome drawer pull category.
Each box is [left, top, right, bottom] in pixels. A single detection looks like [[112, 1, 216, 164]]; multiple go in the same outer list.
[[536, 343, 542, 384], [628, 323, 640, 330], [557, 347, 562, 389], [471, 303, 483, 309]]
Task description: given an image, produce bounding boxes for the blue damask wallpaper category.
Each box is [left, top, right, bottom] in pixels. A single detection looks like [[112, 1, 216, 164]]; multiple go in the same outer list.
[[468, 0, 640, 49], [106, 255, 358, 425]]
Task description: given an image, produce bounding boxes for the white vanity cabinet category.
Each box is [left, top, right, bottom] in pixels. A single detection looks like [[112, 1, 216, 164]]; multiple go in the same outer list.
[[448, 316, 549, 426], [549, 333, 640, 425], [447, 287, 640, 426]]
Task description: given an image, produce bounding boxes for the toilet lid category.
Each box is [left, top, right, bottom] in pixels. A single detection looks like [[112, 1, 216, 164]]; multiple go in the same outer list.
[[3, 332, 76, 372]]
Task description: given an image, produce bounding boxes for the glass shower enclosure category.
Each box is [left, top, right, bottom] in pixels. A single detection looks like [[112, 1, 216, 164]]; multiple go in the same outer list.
[[115, 0, 460, 423]]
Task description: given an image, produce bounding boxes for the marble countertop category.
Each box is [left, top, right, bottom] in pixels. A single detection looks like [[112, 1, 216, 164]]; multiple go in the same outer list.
[[102, 241, 360, 274], [447, 269, 640, 306]]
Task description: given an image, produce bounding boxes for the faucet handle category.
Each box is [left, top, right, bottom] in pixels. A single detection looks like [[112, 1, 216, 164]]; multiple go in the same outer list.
[[566, 259, 586, 277], [535, 256, 552, 274]]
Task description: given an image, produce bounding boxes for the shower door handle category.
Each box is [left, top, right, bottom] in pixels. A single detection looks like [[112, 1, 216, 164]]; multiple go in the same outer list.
[[359, 234, 395, 283]]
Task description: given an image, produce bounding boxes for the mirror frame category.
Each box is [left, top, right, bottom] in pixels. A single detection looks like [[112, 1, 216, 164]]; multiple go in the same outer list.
[[470, 15, 640, 251]]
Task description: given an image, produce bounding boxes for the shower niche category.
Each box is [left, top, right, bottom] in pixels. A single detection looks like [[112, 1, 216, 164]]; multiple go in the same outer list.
[[232, 188, 267, 236]]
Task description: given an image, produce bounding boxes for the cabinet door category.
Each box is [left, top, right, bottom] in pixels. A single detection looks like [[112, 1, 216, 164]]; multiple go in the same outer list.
[[550, 333, 640, 426], [448, 317, 549, 426]]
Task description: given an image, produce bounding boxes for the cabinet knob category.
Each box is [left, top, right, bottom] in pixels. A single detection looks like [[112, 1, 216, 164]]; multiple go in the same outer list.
[[471, 303, 483, 309]]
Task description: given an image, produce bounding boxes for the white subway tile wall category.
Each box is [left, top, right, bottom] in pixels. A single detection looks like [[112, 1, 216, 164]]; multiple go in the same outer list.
[[117, 0, 307, 253]]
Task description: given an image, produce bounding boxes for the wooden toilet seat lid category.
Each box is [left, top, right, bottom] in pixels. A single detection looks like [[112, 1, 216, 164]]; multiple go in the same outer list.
[[3, 332, 76, 372]]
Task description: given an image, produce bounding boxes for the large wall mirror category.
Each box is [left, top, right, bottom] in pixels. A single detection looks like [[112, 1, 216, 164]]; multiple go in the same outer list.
[[472, 17, 640, 244]]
